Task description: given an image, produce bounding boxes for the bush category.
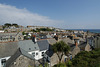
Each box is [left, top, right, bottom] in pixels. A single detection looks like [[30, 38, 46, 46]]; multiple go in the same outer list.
[[53, 63, 67, 67], [66, 60, 72, 67], [53, 48, 100, 67], [72, 48, 100, 67]]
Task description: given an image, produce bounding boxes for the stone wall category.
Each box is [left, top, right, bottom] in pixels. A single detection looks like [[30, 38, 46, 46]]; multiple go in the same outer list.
[[85, 44, 91, 51], [50, 53, 59, 66], [72, 46, 80, 58], [9, 55, 35, 67]]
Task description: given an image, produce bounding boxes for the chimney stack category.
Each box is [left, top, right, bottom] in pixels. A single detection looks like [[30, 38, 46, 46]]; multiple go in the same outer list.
[[32, 35, 37, 43], [75, 41, 77, 46], [54, 35, 58, 41]]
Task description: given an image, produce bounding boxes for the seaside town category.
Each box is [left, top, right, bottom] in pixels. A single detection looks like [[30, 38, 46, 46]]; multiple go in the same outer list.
[[0, 0, 100, 67], [0, 23, 100, 67]]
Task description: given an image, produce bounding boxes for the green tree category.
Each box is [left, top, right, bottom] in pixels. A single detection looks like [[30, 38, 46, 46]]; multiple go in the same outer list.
[[4, 23, 11, 26], [39, 63, 49, 67], [53, 63, 67, 67], [4, 23, 11, 28], [72, 48, 100, 67], [39, 64, 43, 67], [22, 31, 25, 35], [53, 48, 100, 67], [12, 23, 19, 27], [66, 60, 72, 67], [52, 41, 70, 62], [28, 65, 32, 67]]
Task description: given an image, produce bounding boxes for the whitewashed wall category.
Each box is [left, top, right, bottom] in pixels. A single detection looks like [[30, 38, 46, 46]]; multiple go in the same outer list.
[[0, 56, 10, 67]]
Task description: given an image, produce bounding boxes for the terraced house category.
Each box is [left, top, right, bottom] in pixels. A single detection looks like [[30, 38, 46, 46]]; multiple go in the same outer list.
[[0, 32, 24, 42]]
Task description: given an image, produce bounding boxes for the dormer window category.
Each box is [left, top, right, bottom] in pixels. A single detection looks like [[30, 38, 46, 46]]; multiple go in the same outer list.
[[34, 47, 36, 49], [29, 48, 31, 50], [32, 52, 35, 57]]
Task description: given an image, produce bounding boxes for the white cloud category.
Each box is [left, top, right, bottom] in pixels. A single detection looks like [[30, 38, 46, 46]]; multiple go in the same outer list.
[[0, 4, 63, 27]]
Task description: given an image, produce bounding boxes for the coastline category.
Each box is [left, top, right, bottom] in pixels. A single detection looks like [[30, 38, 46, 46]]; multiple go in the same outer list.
[[66, 29, 100, 33]]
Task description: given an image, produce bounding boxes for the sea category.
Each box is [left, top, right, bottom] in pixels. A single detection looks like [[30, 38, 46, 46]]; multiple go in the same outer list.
[[66, 29, 100, 33]]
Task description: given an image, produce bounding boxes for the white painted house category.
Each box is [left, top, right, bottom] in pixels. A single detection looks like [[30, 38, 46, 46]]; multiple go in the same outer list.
[[0, 56, 10, 67], [0, 30, 4, 33], [5, 37, 49, 67], [18, 39, 49, 60]]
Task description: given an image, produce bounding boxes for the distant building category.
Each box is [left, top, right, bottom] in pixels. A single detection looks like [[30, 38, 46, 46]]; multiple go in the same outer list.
[[71, 46, 80, 58], [3, 25, 32, 33], [54, 28, 61, 32], [0, 30, 4, 33], [38, 34, 53, 39], [27, 26, 48, 29], [47, 38, 57, 45], [0, 26, 3, 30], [69, 41, 80, 58], [78, 42, 91, 51], [0, 32, 24, 42], [89, 36, 100, 48]]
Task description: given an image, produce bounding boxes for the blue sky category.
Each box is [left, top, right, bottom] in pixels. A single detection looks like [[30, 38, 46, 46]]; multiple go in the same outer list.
[[0, 0, 100, 29]]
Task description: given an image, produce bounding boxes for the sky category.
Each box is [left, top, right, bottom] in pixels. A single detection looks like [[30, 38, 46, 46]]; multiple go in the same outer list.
[[0, 0, 100, 29]]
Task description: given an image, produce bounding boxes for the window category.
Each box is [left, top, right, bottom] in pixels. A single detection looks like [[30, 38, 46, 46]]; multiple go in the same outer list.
[[18, 36, 21, 40], [34, 47, 36, 49], [10, 36, 12, 39], [36, 53, 38, 55], [42, 52, 44, 54], [42, 52, 44, 56], [1, 59, 6, 67], [32, 52, 35, 57], [29, 48, 31, 50]]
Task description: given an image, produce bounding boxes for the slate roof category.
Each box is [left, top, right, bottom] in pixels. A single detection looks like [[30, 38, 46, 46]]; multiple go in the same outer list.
[[39, 35, 52, 39], [40, 36, 47, 39], [59, 38, 75, 44], [20, 48, 35, 60], [78, 42, 87, 48], [0, 32, 22, 36], [70, 46, 76, 51], [0, 39, 49, 59], [0, 42, 18, 58], [5, 39, 49, 67], [46, 35, 52, 38], [47, 39, 56, 45], [18, 39, 49, 52], [6, 48, 35, 67], [45, 45, 54, 57], [6, 48, 22, 67], [18, 40, 39, 52], [37, 40, 49, 51]]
